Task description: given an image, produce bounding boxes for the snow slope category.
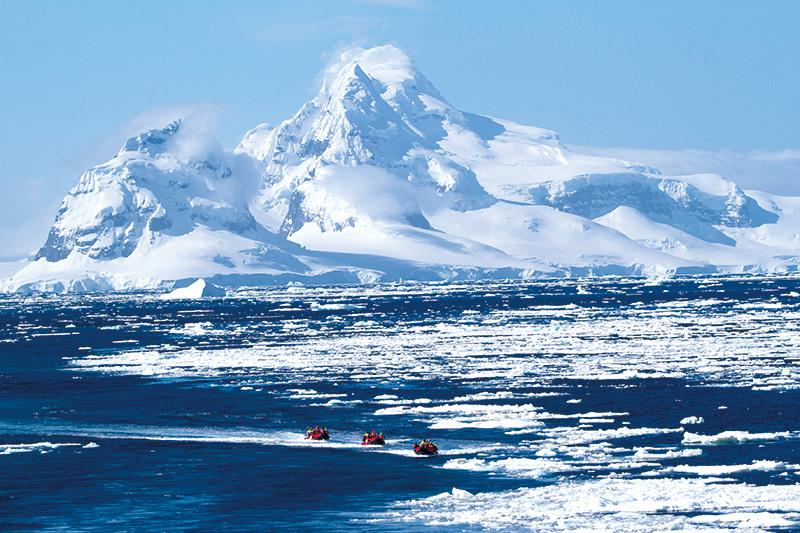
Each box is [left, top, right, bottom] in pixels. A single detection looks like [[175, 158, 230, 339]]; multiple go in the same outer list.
[[5, 45, 800, 292]]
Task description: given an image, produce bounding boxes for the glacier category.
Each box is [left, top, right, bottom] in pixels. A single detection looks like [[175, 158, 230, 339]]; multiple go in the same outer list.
[[5, 45, 800, 293]]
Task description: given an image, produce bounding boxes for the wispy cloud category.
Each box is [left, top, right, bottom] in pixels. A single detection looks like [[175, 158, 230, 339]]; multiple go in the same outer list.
[[66, 103, 225, 174], [0, 182, 60, 258], [749, 149, 800, 162], [573, 144, 800, 195]]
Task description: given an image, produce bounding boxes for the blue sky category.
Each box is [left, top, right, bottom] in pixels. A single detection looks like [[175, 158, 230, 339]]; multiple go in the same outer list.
[[0, 0, 798, 256]]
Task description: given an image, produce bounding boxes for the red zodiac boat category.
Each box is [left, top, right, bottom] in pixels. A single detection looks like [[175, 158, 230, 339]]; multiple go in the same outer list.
[[305, 426, 330, 441], [413, 440, 438, 455], [361, 431, 386, 446]]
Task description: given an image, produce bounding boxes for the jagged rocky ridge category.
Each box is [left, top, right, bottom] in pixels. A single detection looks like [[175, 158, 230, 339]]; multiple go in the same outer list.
[[5, 45, 800, 292]]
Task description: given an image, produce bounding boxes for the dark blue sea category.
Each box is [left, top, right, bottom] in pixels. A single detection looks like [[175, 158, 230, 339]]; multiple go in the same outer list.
[[3, 276, 800, 531]]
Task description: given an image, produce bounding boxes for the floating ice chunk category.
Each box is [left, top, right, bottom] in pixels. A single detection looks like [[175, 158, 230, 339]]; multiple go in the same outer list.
[[161, 279, 226, 300], [680, 416, 705, 425], [566, 399, 582, 404], [310, 398, 363, 407], [682, 430, 795, 445], [632, 447, 702, 460], [430, 418, 545, 430], [287, 388, 317, 395], [535, 447, 557, 457], [288, 391, 347, 399], [169, 322, 224, 336], [374, 397, 434, 406], [82, 442, 99, 449], [670, 460, 800, 476], [451, 487, 473, 500], [543, 426, 680, 446], [442, 457, 571, 478], [451, 391, 515, 402], [690, 512, 796, 528], [718, 405, 728, 410], [504, 428, 539, 436], [309, 302, 364, 311]]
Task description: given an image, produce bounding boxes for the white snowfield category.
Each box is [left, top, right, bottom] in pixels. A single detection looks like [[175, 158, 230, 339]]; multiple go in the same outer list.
[[5, 45, 800, 292]]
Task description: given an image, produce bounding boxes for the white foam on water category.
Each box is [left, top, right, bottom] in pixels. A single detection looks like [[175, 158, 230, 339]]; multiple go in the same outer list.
[[0, 442, 83, 455], [0, 423, 370, 451]]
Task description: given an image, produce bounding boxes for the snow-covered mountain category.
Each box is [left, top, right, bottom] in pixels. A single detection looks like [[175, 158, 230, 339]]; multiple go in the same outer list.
[[5, 45, 800, 292], [36, 121, 261, 262], [237, 46, 496, 234]]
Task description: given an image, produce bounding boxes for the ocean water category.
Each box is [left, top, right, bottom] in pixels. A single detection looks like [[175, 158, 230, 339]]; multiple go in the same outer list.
[[2, 276, 800, 531]]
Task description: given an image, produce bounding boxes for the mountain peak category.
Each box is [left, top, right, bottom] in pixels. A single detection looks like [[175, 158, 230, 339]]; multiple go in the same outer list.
[[119, 120, 182, 156], [318, 45, 448, 113], [326, 45, 417, 87]]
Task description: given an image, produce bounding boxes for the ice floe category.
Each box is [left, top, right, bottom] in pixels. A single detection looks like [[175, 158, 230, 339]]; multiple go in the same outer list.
[[160, 279, 226, 300], [668, 460, 800, 476], [682, 430, 797, 445], [379, 477, 800, 531], [68, 283, 800, 391]]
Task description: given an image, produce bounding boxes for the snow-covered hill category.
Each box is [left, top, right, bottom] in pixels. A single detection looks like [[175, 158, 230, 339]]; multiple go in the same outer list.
[[5, 45, 800, 292]]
